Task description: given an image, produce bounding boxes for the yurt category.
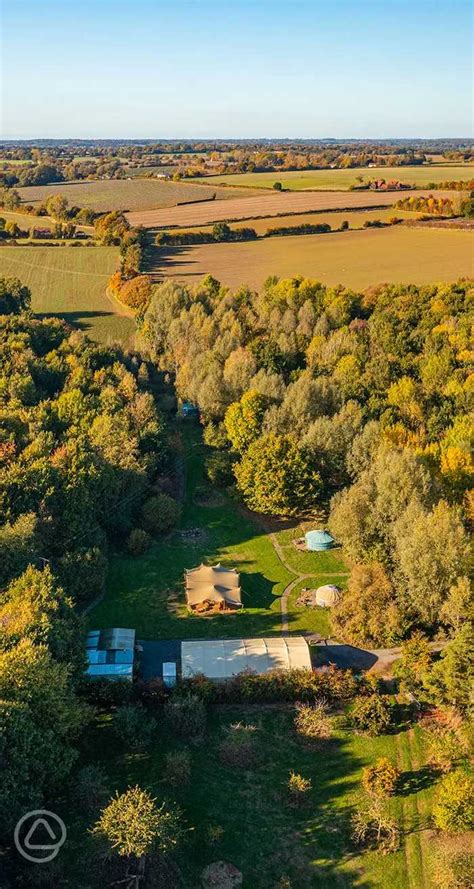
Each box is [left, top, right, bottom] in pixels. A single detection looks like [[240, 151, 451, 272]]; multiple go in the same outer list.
[[314, 585, 341, 607], [305, 529, 335, 551]]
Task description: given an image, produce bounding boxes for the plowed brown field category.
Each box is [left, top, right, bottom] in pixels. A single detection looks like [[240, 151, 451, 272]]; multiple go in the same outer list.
[[127, 189, 452, 229]]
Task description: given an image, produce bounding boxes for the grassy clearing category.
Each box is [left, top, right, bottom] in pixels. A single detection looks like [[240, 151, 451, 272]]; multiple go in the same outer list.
[[195, 164, 474, 191], [90, 426, 348, 640], [0, 245, 135, 344], [0, 208, 92, 234], [146, 225, 474, 292], [70, 704, 436, 888], [17, 178, 260, 212]]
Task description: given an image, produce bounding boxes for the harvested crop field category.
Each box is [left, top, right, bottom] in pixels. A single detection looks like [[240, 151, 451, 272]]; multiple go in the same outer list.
[[146, 226, 473, 291], [0, 245, 134, 344], [169, 207, 420, 237], [195, 163, 474, 190], [17, 178, 260, 213], [129, 188, 451, 228]]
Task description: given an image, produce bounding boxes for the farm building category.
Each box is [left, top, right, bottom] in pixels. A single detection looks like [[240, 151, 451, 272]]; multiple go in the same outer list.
[[185, 563, 242, 612], [305, 529, 335, 551], [181, 636, 311, 680], [85, 628, 135, 680], [314, 584, 342, 607]]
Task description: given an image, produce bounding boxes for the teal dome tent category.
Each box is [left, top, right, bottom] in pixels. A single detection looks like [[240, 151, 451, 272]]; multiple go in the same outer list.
[[305, 529, 335, 551]]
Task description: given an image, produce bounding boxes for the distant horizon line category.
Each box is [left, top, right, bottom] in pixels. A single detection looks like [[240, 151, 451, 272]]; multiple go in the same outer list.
[[1, 135, 473, 143]]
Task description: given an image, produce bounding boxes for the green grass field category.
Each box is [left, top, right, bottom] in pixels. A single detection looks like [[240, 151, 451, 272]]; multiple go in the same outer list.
[[195, 163, 474, 191], [0, 245, 135, 344], [17, 178, 260, 212], [90, 426, 348, 640], [69, 700, 436, 888], [146, 225, 474, 292]]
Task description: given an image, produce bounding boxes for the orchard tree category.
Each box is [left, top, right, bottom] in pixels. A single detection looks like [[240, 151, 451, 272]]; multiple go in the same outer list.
[[93, 786, 182, 885]]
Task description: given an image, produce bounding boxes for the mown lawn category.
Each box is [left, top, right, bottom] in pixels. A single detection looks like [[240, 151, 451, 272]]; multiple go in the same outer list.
[[68, 704, 436, 888], [0, 245, 135, 344]]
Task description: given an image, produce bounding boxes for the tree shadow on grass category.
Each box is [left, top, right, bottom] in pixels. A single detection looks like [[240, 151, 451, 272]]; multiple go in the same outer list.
[[398, 765, 437, 798]]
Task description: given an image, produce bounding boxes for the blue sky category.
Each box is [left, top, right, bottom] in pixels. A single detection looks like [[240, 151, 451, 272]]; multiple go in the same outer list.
[[1, 0, 472, 139]]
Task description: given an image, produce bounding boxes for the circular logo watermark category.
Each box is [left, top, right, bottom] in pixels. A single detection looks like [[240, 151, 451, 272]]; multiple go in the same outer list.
[[14, 810, 66, 864]]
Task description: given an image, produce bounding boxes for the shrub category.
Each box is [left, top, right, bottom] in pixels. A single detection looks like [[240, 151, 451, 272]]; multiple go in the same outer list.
[[433, 770, 474, 833], [163, 749, 191, 786], [362, 758, 400, 798], [78, 676, 134, 707], [427, 724, 470, 773], [126, 527, 152, 556], [141, 493, 180, 535], [113, 703, 157, 751], [273, 181, 283, 190], [340, 219, 349, 230], [74, 764, 109, 813], [294, 700, 332, 740], [218, 721, 259, 767], [351, 694, 393, 736], [164, 692, 206, 737], [288, 770, 312, 801], [287, 771, 312, 803], [351, 804, 400, 853]]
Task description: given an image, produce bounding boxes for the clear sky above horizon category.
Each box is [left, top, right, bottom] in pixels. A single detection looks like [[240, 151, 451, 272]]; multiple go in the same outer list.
[[1, 0, 472, 140]]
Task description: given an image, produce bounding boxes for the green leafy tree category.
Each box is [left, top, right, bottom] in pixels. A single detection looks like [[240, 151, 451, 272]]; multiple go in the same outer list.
[[424, 623, 473, 713], [235, 432, 321, 515], [351, 694, 393, 736], [432, 771, 474, 833], [0, 276, 31, 314], [224, 389, 269, 453]]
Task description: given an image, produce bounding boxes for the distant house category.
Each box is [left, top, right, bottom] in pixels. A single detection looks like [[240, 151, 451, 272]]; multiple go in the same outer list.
[[85, 628, 136, 680], [185, 563, 242, 612]]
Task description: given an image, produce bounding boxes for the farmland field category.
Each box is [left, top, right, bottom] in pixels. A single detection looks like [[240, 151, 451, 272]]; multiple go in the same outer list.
[[129, 188, 451, 228], [17, 178, 261, 212], [194, 163, 474, 191], [168, 207, 421, 237], [0, 245, 134, 344], [0, 208, 92, 234], [145, 225, 474, 291]]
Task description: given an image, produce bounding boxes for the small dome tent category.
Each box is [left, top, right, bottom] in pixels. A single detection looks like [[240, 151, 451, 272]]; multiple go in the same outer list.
[[314, 585, 341, 607], [305, 529, 335, 551]]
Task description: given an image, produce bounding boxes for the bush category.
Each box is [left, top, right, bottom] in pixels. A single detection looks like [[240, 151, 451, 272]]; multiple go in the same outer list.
[[351, 804, 400, 853], [181, 664, 357, 705], [218, 721, 259, 767], [362, 758, 400, 798], [433, 770, 474, 833], [273, 181, 283, 190], [119, 275, 153, 310], [141, 493, 180, 535], [340, 219, 349, 230], [113, 703, 157, 750], [294, 700, 332, 740], [164, 692, 206, 737], [351, 694, 393, 736], [78, 676, 134, 707], [163, 749, 191, 786], [126, 528, 152, 556], [287, 771, 312, 803], [74, 764, 109, 813], [427, 723, 470, 773]]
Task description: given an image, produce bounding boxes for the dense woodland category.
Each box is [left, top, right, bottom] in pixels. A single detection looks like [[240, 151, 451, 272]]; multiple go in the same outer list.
[[141, 275, 473, 650]]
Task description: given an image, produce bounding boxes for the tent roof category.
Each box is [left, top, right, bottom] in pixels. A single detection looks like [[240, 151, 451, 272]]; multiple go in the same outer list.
[[315, 584, 341, 606], [181, 636, 311, 679], [185, 564, 242, 607], [305, 530, 335, 544]]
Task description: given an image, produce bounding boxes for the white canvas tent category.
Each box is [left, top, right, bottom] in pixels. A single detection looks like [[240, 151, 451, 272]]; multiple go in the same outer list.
[[185, 563, 242, 610], [181, 636, 311, 679]]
